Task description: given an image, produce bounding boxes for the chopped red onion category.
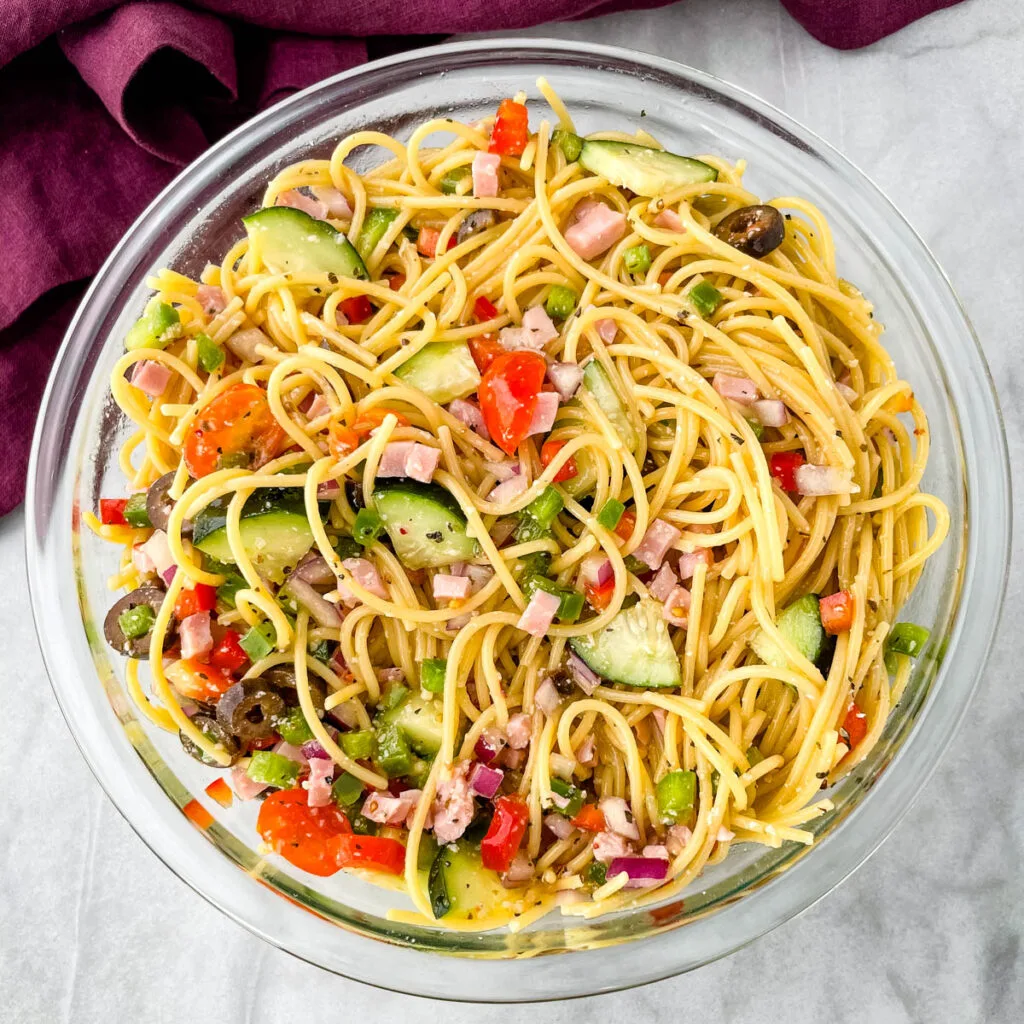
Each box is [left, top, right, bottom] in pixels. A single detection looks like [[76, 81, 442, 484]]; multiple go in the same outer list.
[[712, 372, 759, 406], [468, 762, 504, 799], [487, 459, 521, 482], [546, 361, 584, 400], [599, 796, 640, 840], [501, 850, 534, 887], [292, 550, 335, 585], [474, 728, 506, 764], [576, 734, 597, 766], [752, 398, 789, 427], [140, 529, 174, 578], [487, 474, 529, 503], [522, 305, 559, 344], [795, 464, 856, 496], [179, 611, 212, 660], [300, 739, 329, 761], [378, 667, 405, 685], [566, 652, 601, 695], [608, 856, 669, 888], [317, 480, 342, 500], [160, 564, 177, 586], [579, 555, 612, 589], [534, 675, 561, 715], [286, 576, 342, 628], [498, 746, 526, 770], [225, 327, 270, 363], [544, 813, 575, 840], [595, 318, 618, 344], [466, 564, 494, 592]]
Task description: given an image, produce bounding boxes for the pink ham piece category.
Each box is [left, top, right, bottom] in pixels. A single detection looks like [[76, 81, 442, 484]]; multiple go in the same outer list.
[[305, 394, 331, 421], [362, 788, 424, 826], [677, 548, 713, 580], [546, 361, 583, 400], [565, 202, 627, 261], [231, 763, 269, 801], [595, 318, 618, 344], [572, 198, 603, 223], [836, 381, 859, 404], [273, 740, 308, 765], [535, 676, 561, 716], [196, 284, 227, 315], [752, 398, 788, 427], [433, 574, 472, 601], [713, 373, 759, 406], [310, 186, 353, 219], [522, 305, 559, 345], [303, 758, 334, 808], [795, 464, 856, 496], [654, 208, 685, 232], [448, 397, 490, 440], [498, 746, 526, 770], [179, 612, 212, 659], [487, 473, 528, 504], [592, 831, 633, 864], [276, 188, 328, 220], [648, 562, 678, 602], [662, 585, 692, 628], [517, 589, 560, 638], [666, 824, 693, 856], [432, 763, 475, 843], [642, 844, 670, 860], [634, 518, 682, 570], [338, 557, 387, 606], [471, 151, 501, 198], [526, 390, 560, 436], [130, 360, 172, 398], [505, 712, 532, 749], [139, 530, 174, 579], [501, 850, 535, 887], [376, 441, 440, 484]]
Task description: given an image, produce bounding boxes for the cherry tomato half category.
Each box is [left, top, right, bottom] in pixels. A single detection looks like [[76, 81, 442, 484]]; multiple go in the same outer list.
[[478, 350, 546, 456], [257, 789, 352, 877]]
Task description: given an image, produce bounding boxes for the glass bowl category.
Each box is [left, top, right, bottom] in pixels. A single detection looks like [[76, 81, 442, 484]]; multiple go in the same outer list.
[[25, 39, 1011, 1001]]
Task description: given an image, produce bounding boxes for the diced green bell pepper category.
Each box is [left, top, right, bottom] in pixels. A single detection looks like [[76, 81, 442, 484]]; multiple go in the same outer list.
[[596, 498, 625, 530], [439, 166, 471, 195], [656, 769, 697, 825], [239, 623, 275, 661], [689, 281, 723, 318], [118, 604, 155, 640], [275, 706, 314, 746], [122, 492, 151, 528], [247, 751, 300, 789], [340, 730, 375, 760], [353, 508, 384, 547], [421, 657, 447, 694], [332, 772, 364, 807], [549, 776, 584, 818], [125, 302, 181, 351], [196, 332, 225, 372]]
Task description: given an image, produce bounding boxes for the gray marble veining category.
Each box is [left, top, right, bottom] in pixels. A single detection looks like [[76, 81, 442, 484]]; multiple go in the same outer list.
[[2, 0, 1022, 1020]]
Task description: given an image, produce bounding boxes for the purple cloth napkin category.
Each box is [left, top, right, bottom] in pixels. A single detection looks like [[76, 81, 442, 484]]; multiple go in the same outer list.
[[0, 0, 963, 515]]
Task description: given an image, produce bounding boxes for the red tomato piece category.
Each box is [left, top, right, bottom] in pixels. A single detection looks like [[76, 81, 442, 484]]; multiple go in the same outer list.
[[257, 789, 352, 877], [480, 795, 530, 872], [540, 440, 578, 482], [350, 407, 411, 436], [340, 295, 373, 324], [174, 583, 217, 620], [387, 274, 406, 291], [329, 834, 407, 876], [477, 350, 546, 456], [209, 629, 249, 673], [488, 99, 529, 157], [570, 804, 606, 833], [328, 424, 360, 459], [614, 507, 637, 542], [584, 577, 615, 612], [183, 382, 286, 479], [169, 658, 236, 702], [819, 590, 855, 635], [842, 701, 868, 750], [473, 295, 499, 323], [468, 333, 504, 374], [769, 450, 805, 491], [99, 498, 128, 526], [417, 226, 441, 258]]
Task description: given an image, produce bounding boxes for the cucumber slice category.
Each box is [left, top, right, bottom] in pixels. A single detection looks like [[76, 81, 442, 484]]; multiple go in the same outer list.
[[384, 692, 445, 756], [750, 594, 826, 668], [569, 598, 681, 689], [355, 207, 400, 263], [427, 842, 514, 922], [372, 480, 479, 569], [394, 341, 481, 404], [243, 207, 368, 280], [578, 140, 718, 198], [583, 359, 639, 450], [192, 488, 318, 584]]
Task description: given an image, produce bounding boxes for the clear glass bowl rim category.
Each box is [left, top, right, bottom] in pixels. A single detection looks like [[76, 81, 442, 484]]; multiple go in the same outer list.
[[25, 38, 1012, 1001]]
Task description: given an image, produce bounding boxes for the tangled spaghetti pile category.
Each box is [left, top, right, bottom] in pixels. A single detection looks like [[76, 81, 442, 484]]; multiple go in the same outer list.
[[91, 81, 947, 931]]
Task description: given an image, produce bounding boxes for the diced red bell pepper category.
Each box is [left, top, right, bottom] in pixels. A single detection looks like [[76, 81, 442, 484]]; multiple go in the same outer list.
[[584, 577, 615, 612], [99, 498, 129, 526], [571, 804, 606, 832], [340, 295, 373, 324], [473, 295, 499, 323], [769, 450, 805, 491], [257, 789, 353, 876], [468, 333, 504, 374], [205, 777, 233, 808], [820, 590, 855, 635], [540, 440, 578, 482], [387, 274, 406, 291], [488, 99, 530, 158], [614, 507, 636, 542], [480, 794, 530, 872], [842, 701, 868, 750], [174, 583, 217, 620], [209, 629, 249, 672]]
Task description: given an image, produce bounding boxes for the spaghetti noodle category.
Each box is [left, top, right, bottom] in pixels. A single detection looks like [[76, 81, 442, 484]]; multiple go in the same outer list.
[[93, 82, 947, 930]]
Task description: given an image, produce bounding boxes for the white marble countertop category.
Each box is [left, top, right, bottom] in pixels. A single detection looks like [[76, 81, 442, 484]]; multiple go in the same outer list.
[[3, 0, 1022, 1020]]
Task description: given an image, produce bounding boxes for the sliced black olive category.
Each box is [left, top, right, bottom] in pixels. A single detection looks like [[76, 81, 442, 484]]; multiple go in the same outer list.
[[262, 667, 326, 713], [145, 472, 192, 535], [179, 715, 239, 766], [103, 586, 169, 658], [345, 480, 365, 513], [457, 209, 496, 244], [713, 204, 785, 258], [216, 680, 286, 741]]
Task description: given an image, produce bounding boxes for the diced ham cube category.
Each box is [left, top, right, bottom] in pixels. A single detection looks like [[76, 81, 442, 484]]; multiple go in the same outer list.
[[362, 788, 423, 826], [310, 186, 353, 219], [376, 441, 416, 478], [276, 188, 328, 220], [516, 589, 560, 637], [196, 284, 227, 315], [648, 562, 678, 602], [432, 763, 475, 843], [634, 518, 682, 570], [433, 574, 472, 601], [471, 151, 501, 198], [592, 831, 633, 864], [404, 443, 440, 484], [338, 558, 388, 605], [712, 373, 759, 406], [132, 543, 156, 575], [130, 360, 172, 398], [231, 763, 269, 801], [522, 305, 559, 345], [305, 394, 331, 420], [595, 318, 617, 344], [303, 758, 334, 808], [654, 208, 685, 232], [179, 612, 212, 660], [505, 713, 532, 750], [564, 203, 627, 261]]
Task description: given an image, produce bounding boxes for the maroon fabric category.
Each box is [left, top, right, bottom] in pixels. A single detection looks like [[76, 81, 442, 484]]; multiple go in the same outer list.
[[0, 0, 965, 515]]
